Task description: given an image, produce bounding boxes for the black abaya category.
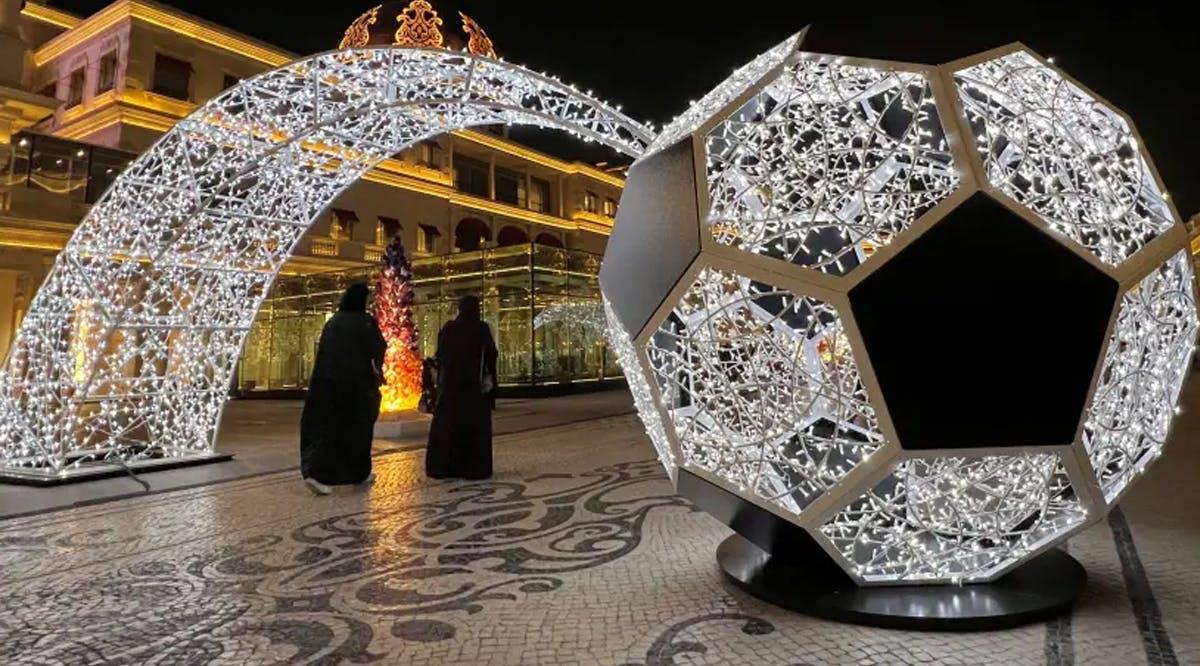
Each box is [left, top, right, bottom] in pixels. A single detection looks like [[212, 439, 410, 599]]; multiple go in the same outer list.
[[426, 316, 498, 480], [300, 309, 386, 485]]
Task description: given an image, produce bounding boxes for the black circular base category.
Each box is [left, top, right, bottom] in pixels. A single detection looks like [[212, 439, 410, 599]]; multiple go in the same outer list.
[[718, 534, 1086, 631]]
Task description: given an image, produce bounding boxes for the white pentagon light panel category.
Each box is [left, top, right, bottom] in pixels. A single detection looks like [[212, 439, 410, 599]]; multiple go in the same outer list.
[[706, 55, 960, 276], [643, 32, 804, 158], [601, 38, 1196, 586], [0, 47, 653, 480]]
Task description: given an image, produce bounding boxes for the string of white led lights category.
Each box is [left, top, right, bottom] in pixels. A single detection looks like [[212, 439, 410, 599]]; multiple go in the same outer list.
[[646, 267, 883, 515], [1083, 250, 1198, 501], [955, 50, 1175, 266], [0, 46, 652, 477], [602, 38, 1197, 586], [533, 301, 607, 337], [706, 57, 960, 276]]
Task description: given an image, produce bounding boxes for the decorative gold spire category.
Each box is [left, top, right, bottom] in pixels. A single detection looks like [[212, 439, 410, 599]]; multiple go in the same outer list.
[[393, 0, 444, 49], [338, 2, 501, 57], [339, 5, 380, 49], [460, 12, 495, 58]]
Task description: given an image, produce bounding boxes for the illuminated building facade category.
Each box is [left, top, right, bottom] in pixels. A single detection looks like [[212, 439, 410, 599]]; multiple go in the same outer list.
[[0, 0, 626, 392]]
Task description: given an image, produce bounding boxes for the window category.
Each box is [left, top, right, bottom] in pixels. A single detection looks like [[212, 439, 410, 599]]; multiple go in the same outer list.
[[535, 232, 563, 248], [414, 142, 444, 168], [417, 224, 439, 253], [529, 177, 550, 213], [87, 147, 131, 204], [454, 218, 491, 251], [222, 73, 241, 90], [36, 81, 57, 99], [494, 167, 526, 207], [329, 208, 358, 239], [98, 51, 118, 93], [583, 191, 598, 214], [603, 197, 617, 217], [453, 154, 489, 198], [152, 53, 192, 100], [496, 226, 529, 246], [28, 135, 87, 201], [66, 68, 85, 107], [377, 216, 401, 244]]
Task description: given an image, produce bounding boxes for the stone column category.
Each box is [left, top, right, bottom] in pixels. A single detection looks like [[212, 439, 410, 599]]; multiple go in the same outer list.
[[487, 154, 496, 200], [0, 0, 25, 87], [0, 270, 18, 360], [0, 0, 57, 143]]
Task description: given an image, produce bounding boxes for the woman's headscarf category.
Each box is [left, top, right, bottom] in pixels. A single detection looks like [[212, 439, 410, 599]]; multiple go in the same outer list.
[[339, 282, 370, 313], [457, 295, 481, 321]]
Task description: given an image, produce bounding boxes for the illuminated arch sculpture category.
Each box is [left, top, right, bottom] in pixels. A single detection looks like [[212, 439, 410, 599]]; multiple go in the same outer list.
[[601, 34, 1196, 625], [0, 46, 651, 480]]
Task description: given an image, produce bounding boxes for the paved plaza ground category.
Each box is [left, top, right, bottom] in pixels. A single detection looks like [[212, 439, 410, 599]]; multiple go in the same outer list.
[[0, 386, 1198, 665]]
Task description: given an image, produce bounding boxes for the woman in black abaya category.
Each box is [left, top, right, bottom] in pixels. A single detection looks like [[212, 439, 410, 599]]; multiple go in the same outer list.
[[426, 295, 498, 480], [300, 283, 387, 495]]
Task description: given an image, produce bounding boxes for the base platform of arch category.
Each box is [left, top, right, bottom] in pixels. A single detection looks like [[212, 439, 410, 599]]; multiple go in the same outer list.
[[718, 533, 1087, 632], [0, 452, 234, 487]]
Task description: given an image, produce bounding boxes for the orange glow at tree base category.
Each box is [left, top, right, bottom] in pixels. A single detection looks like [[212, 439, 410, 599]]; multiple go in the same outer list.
[[381, 339, 423, 412], [376, 235, 423, 413]]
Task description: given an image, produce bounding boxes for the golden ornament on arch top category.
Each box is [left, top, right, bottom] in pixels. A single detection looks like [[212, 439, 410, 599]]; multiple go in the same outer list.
[[460, 11, 495, 58], [338, 4, 379, 49], [338, 1, 500, 57], [395, 0, 444, 49]]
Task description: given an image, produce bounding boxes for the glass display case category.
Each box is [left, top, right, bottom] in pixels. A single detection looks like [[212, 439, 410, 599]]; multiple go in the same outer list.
[[238, 243, 622, 392]]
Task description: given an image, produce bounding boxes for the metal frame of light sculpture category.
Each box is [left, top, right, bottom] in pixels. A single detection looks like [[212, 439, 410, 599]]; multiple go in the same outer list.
[[0, 46, 652, 481], [601, 35, 1197, 586]]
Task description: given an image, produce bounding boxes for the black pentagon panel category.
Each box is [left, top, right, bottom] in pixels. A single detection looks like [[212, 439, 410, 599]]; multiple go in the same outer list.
[[848, 192, 1118, 450], [599, 138, 702, 339]]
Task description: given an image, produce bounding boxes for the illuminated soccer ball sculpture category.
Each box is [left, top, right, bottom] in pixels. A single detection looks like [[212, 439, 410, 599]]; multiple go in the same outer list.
[[601, 35, 1198, 585]]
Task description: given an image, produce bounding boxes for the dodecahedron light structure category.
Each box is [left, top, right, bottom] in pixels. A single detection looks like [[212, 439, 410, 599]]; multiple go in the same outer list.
[[600, 35, 1198, 585]]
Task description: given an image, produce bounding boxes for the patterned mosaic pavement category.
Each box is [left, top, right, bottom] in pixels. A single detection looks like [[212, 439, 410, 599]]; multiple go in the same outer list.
[[0, 404, 1198, 665]]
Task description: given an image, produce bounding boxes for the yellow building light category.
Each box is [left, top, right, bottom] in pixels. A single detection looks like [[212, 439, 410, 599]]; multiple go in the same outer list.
[[33, 0, 294, 68], [455, 129, 626, 188], [571, 210, 614, 229], [22, 2, 83, 30], [448, 193, 579, 231]]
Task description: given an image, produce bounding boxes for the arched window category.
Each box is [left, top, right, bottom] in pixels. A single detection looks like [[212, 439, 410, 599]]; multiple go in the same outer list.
[[496, 226, 529, 247], [455, 217, 492, 251], [535, 232, 563, 248]]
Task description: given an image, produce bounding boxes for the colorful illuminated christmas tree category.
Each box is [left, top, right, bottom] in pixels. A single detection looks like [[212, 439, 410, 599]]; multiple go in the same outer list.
[[375, 235, 423, 412]]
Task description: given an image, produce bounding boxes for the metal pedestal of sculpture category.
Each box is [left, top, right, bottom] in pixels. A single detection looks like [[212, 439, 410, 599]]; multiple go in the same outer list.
[[688, 471, 1086, 630]]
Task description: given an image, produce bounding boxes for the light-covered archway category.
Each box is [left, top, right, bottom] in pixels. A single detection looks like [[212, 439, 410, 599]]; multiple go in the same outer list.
[[0, 46, 651, 479]]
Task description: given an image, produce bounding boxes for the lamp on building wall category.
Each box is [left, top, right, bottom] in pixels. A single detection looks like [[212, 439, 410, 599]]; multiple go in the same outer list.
[[600, 32, 1198, 629]]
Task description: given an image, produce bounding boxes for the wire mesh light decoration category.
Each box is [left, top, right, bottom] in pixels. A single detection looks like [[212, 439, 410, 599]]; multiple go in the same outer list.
[[600, 34, 1198, 585], [0, 46, 652, 481]]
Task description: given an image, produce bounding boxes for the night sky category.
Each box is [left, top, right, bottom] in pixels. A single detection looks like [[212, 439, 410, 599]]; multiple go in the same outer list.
[[46, 0, 1200, 217]]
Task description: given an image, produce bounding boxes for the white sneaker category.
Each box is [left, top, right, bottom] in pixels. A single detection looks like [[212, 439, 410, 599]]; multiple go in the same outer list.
[[359, 471, 377, 486], [304, 477, 332, 496]]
